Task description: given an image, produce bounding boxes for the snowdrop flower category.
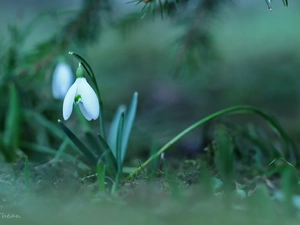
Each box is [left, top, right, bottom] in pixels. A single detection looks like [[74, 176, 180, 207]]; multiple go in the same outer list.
[[52, 62, 74, 100], [63, 64, 99, 121]]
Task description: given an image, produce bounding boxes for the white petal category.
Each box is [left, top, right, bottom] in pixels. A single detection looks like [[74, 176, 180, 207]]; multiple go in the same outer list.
[[78, 103, 92, 121], [62, 81, 78, 120], [52, 62, 74, 100], [77, 78, 99, 120]]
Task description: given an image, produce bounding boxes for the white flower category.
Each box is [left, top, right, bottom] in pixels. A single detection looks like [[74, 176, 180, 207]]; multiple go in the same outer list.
[[52, 62, 74, 100], [63, 77, 99, 121]]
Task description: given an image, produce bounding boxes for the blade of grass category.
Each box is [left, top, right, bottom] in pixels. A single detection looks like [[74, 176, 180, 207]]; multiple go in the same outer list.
[[58, 119, 97, 165], [24, 110, 65, 139], [149, 141, 160, 171], [161, 156, 169, 179], [3, 83, 20, 161], [20, 141, 58, 155], [20, 141, 90, 170], [127, 105, 297, 179], [158, 0, 163, 19], [97, 161, 106, 192], [281, 162, 298, 215], [213, 125, 235, 192], [116, 112, 125, 170], [151, 0, 156, 16], [97, 134, 118, 175], [121, 92, 138, 163], [246, 123, 278, 159], [122, 166, 138, 174], [84, 131, 105, 158], [111, 172, 120, 195], [54, 138, 69, 160], [108, 105, 126, 158]]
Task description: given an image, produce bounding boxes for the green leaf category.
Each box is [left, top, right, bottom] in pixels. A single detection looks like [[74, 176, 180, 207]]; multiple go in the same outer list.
[[265, 0, 288, 9], [58, 119, 97, 165], [0, 137, 15, 163], [121, 92, 138, 163], [111, 172, 120, 195], [127, 105, 297, 179], [225, 108, 297, 163], [158, 0, 163, 19], [3, 84, 21, 152], [213, 125, 235, 191], [248, 184, 273, 218], [97, 134, 118, 175], [84, 131, 104, 158], [151, 0, 156, 16], [24, 109, 65, 139], [69, 52, 95, 80], [108, 105, 126, 158], [116, 112, 125, 170], [164, 0, 170, 13], [149, 141, 160, 171], [161, 156, 169, 179], [122, 166, 138, 174], [97, 135, 114, 158], [265, 0, 272, 10], [20, 141, 90, 170], [280, 163, 298, 214], [21, 141, 58, 155], [54, 138, 69, 160], [97, 161, 106, 192], [245, 123, 278, 160], [2, 84, 20, 162]]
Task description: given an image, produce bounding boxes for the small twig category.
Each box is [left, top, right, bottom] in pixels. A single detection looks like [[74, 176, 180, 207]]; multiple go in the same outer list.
[[80, 173, 98, 181], [80, 173, 114, 186]]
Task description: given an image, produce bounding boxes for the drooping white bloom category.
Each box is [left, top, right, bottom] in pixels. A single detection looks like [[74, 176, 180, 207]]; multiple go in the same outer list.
[[52, 62, 74, 100], [63, 77, 99, 121]]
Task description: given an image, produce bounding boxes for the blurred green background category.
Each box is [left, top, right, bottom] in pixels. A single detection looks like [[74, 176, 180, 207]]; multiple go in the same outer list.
[[0, 0, 300, 162], [1, 1, 300, 224]]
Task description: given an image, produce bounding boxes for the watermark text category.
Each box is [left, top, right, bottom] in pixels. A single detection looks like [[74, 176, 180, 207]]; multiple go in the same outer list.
[[0, 212, 21, 219]]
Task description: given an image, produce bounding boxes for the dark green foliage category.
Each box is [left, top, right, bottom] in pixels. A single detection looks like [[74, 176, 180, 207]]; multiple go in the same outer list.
[[213, 125, 235, 191], [63, 0, 104, 45], [280, 162, 299, 215], [58, 120, 98, 165], [97, 160, 106, 191], [2, 84, 20, 162], [116, 112, 125, 170]]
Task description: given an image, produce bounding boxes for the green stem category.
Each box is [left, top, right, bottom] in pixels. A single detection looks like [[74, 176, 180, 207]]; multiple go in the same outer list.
[[97, 161, 106, 192], [126, 105, 295, 180], [98, 97, 107, 141], [111, 171, 120, 195]]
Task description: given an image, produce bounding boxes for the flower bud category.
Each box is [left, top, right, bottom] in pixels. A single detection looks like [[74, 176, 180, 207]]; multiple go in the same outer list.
[[52, 62, 74, 100]]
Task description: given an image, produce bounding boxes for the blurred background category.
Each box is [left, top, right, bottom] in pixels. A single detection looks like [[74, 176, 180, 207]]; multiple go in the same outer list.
[[0, 0, 300, 164]]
